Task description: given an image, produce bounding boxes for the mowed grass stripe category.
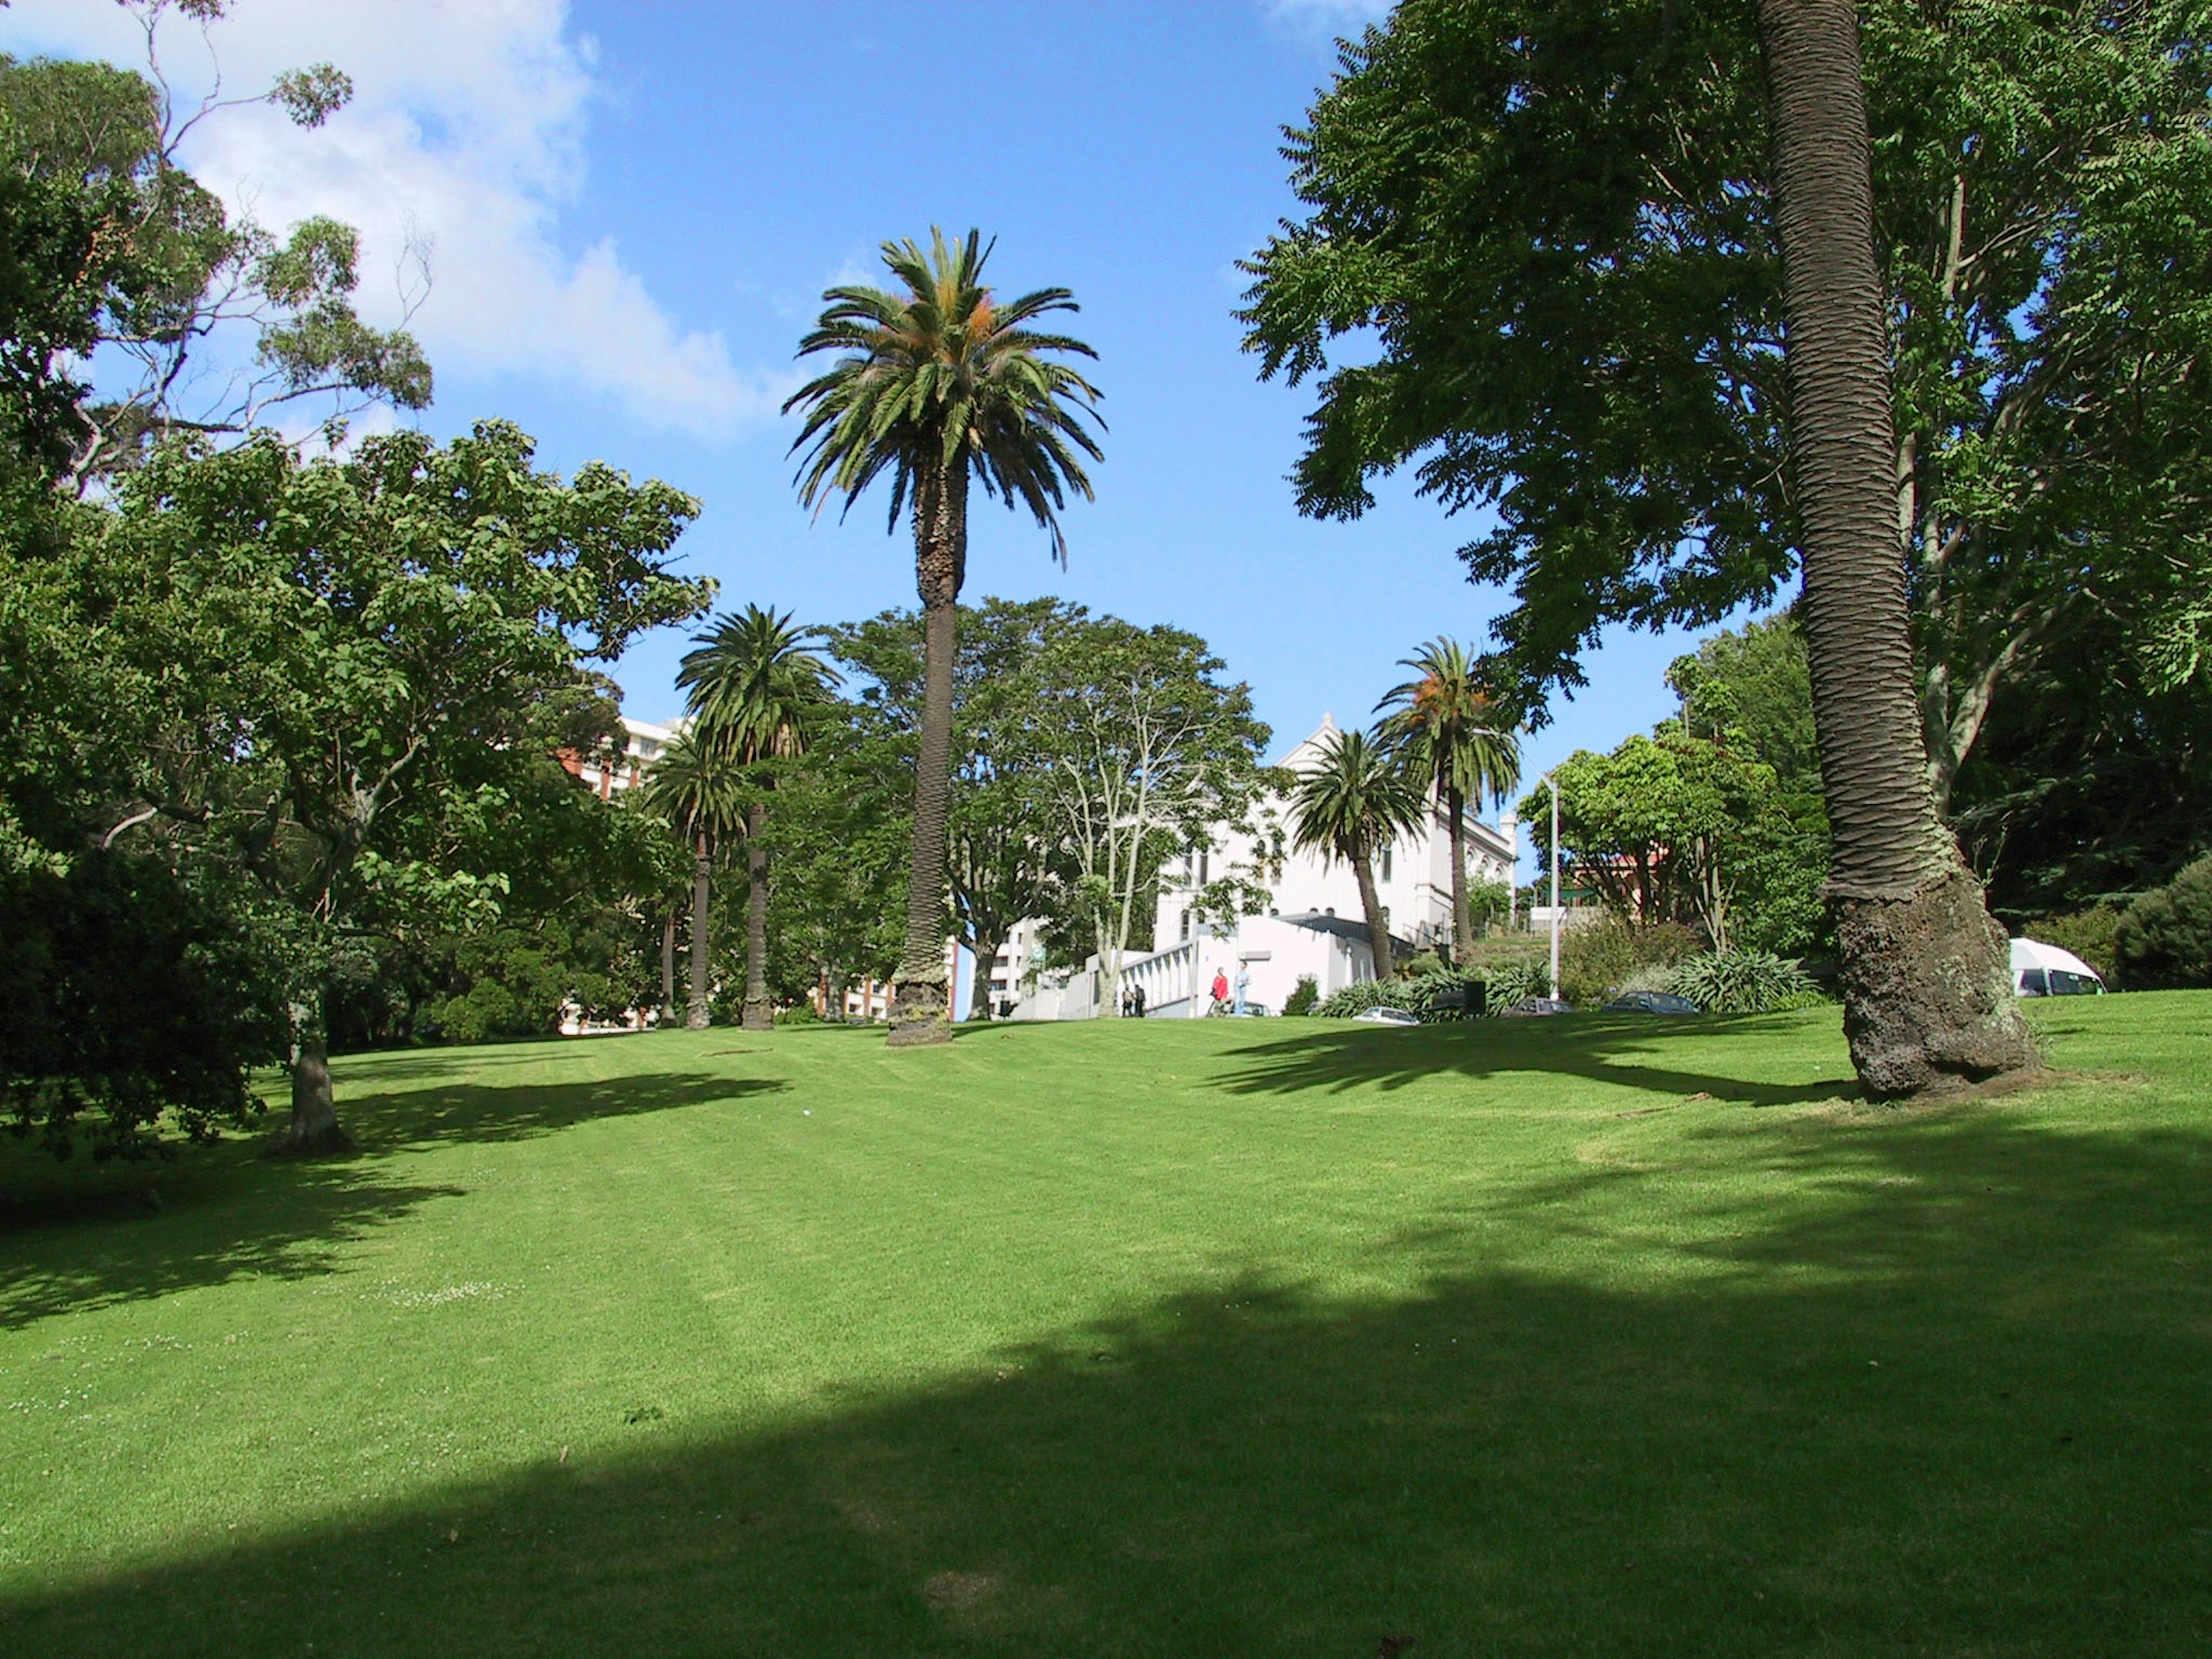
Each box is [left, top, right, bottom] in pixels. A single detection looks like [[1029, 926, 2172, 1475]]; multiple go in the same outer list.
[[1, 999, 2207, 1655]]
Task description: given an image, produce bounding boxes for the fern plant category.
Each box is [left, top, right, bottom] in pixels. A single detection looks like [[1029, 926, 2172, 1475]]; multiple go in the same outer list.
[[1668, 950, 1817, 1014]]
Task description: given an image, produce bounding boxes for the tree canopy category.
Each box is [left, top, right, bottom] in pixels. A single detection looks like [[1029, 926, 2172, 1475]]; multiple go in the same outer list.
[[1241, 0, 2212, 809]]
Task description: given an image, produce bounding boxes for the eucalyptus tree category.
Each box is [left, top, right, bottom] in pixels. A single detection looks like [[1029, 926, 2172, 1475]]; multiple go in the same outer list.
[[676, 605, 841, 1032], [1287, 728, 1427, 983], [639, 732, 746, 1033], [1375, 637, 1520, 960], [785, 229, 1102, 1045]]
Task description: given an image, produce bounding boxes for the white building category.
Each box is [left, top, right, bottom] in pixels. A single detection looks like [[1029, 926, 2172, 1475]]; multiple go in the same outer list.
[[1000, 715, 1517, 1020], [566, 715, 683, 798]]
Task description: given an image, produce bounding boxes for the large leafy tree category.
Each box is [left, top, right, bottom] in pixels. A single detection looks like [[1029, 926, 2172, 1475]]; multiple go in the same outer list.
[[676, 606, 841, 1032], [834, 598, 1085, 1020], [1032, 618, 1278, 1009], [1, 23, 430, 487], [1241, 0, 2212, 813], [90, 423, 706, 1143], [785, 229, 1103, 1046], [1244, 0, 2058, 1092], [1375, 637, 1520, 961], [1287, 728, 1427, 983]]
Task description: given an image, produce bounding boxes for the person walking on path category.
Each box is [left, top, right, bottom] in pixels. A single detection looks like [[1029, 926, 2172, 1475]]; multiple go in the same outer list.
[[1132, 983, 1146, 1019], [1232, 965, 1251, 1016], [1211, 968, 1230, 1013]]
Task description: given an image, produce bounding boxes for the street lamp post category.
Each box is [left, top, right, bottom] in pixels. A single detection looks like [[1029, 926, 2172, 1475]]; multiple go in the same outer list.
[[1544, 771, 1562, 1001]]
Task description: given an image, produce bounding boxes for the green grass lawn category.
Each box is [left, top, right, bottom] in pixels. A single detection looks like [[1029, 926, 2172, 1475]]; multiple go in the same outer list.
[[3, 999, 2209, 1656]]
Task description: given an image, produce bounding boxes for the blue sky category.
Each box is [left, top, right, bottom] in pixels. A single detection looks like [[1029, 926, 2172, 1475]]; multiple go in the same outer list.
[[8, 0, 1754, 873]]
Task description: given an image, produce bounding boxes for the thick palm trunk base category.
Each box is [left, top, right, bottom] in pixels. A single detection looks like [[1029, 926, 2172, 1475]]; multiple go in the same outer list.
[[885, 968, 950, 1046], [1837, 862, 2037, 1099], [273, 1040, 349, 1157]]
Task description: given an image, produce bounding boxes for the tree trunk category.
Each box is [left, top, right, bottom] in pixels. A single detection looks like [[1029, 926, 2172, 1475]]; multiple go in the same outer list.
[[1354, 852, 1396, 982], [888, 463, 968, 1047], [1757, 0, 2033, 1097], [660, 910, 678, 1025], [687, 832, 713, 1031], [275, 998, 347, 1155], [741, 801, 772, 1032], [968, 933, 1004, 1020], [1445, 782, 1472, 961]]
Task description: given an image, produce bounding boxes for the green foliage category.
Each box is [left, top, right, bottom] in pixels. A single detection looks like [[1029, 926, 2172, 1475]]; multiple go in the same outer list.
[[1375, 636, 1520, 810], [1029, 615, 1277, 988], [1283, 974, 1320, 1017], [1669, 950, 1819, 1016], [1314, 967, 1481, 1021], [1241, 0, 2212, 821], [0, 41, 430, 481], [0, 848, 287, 1157], [773, 1001, 824, 1027], [786, 228, 1103, 554], [2017, 906, 2124, 987], [1558, 920, 1703, 1011], [2116, 856, 2212, 989], [1479, 958, 1548, 1012], [1523, 725, 1816, 952], [833, 599, 1087, 985]]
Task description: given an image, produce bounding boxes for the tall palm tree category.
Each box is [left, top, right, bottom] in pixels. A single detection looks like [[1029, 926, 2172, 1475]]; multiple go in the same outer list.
[[1287, 727, 1427, 982], [785, 228, 1103, 1046], [1376, 638, 1520, 961], [677, 605, 841, 1033], [1755, 0, 2033, 1094], [639, 732, 745, 1031]]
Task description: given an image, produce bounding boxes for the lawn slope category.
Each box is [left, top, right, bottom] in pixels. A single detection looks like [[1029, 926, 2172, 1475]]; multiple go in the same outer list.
[[3, 1000, 2209, 1656]]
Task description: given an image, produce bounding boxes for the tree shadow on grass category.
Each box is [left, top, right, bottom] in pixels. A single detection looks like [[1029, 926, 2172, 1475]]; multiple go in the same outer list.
[[1212, 1015, 1859, 1108], [334, 1071, 787, 1150], [5, 1111, 2207, 1657], [0, 1073, 784, 1329]]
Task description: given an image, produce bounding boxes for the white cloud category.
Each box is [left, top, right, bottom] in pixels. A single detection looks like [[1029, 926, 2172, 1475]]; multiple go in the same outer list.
[[2, 0, 787, 441]]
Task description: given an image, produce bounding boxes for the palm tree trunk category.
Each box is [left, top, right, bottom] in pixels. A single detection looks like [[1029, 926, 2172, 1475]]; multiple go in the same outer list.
[[889, 463, 968, 1046], [741, 801, 772, 1032], [1757, 0, 2033, 1097], [660, 910, 677, 1025], [687, 832, 713, 1031], [1445, 781, 1472, 961], [1354, 852, 1396, 982]]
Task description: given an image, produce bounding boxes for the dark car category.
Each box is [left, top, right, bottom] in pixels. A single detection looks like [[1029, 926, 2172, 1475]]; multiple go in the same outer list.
[[1499, 997, 1574, 1017], [1601, 990, 1702, 1015]]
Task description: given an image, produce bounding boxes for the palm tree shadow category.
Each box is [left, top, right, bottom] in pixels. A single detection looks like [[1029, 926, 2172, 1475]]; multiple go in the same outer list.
[[1212, 1016, 1858, 1107]]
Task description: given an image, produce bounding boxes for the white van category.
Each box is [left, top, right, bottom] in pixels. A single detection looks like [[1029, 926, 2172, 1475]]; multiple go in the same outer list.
[[2009, 937, 2107, 997]]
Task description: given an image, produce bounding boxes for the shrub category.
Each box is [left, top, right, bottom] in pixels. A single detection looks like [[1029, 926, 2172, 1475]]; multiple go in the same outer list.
[[774, 1002, 823, 1026], [1669, 949, 1816, 1014], [2019, 904, 2123, 986], [1314, 968, 1480, 1021], [1558, 918, 1702, 1008], [1479, 958, 1548, 1012], [2117, 855, 2212, 988], [1283, 975, 1320, 1017]]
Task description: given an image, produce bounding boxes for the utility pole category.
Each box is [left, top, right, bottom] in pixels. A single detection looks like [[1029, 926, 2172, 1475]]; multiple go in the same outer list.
[[1545, 771, 1562, 1001]]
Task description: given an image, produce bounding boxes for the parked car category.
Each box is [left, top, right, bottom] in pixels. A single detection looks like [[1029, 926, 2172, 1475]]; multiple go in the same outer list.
[[1351, 1006, 1421, 1026], [1601, 990, 1702, 1015], [2009, 937, 2107, 997], [1499, 997, 1574, 1017]]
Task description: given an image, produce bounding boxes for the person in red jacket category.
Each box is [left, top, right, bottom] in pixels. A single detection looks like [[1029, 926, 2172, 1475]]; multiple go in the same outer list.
[[1210, 968, 1230, 1012]]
